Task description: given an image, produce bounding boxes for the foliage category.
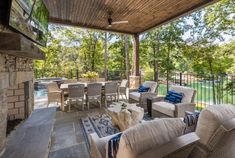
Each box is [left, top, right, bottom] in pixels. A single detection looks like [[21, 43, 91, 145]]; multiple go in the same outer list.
[[81, 71, 99, 79]]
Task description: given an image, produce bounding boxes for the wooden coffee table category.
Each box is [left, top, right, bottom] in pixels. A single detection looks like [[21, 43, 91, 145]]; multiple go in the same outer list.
[[106, 101, 144, 131]]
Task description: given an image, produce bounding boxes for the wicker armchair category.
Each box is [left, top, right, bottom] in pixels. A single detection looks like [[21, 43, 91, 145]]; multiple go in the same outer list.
[[150, 86, 196, 118], [66, 84, 85, 111], [90, 118, 199, 158], [87, 83, 102, 110], [189, 104, 235, 158], [118, 79, 128, 100], [47, 82, 62, 107], [129, 81, 158, 110], [104, 82, 118, 107]]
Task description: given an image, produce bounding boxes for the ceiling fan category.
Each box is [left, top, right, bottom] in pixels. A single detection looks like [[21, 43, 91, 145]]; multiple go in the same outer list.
[[107, 13, 128, 28]]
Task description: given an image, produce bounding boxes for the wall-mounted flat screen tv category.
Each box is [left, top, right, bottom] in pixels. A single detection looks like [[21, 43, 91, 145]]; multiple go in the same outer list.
[[9, 0, 49, 46]]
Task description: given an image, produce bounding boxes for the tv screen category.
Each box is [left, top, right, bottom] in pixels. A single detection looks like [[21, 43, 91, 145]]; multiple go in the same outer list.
[[9, 0, 49, 46]]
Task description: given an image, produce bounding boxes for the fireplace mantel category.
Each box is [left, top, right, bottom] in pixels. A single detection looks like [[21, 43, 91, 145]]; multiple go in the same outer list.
[[0, 32, 45, 60]]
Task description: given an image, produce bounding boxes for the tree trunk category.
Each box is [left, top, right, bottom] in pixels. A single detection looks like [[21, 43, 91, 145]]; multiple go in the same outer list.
[[104, 32, 108, 80], [154, 31, 160, 82], [209, 60, 216, 104], [166, 47, 170, 91]]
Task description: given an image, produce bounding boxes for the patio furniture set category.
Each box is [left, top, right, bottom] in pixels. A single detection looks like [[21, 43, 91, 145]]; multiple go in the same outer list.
[[47, 79, 129, 111], [47, 79, 235, 158]]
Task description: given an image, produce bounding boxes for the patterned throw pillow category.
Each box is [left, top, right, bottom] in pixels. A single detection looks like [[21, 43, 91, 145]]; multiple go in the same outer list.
[[184, 111, 200, 133], [164, 90, 184, 104], [138, 85, 150, 92], [107, 133, 122, 158]]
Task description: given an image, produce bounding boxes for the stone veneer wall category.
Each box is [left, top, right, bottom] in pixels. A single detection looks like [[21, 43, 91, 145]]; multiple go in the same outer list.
[[0, 53, 34, 155]]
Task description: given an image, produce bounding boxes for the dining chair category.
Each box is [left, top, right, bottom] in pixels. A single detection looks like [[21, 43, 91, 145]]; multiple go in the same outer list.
[[87, 83, 102, 110], [118, 79, 128, 100], [47, 82, 62, 107], [104, 82, 118, 107], [67, 84, 85, 111]]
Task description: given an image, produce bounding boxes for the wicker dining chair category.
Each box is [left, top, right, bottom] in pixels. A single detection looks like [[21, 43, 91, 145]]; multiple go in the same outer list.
[[119, 79, 128, 100], [67, 84, 85, 111], [104, 82, 118, 107], [47, 82, 62, 107], [87, 83, 102, 110]]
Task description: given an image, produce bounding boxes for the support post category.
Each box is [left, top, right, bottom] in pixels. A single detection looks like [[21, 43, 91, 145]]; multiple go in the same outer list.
[[132, 34, 140, 76], [124, 35, 130, 86], [130, 34, 140, 89]]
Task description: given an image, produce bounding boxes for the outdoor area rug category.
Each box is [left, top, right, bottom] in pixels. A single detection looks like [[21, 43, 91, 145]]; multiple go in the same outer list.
[[80, 113, 152, 149], [80, 113, 120, 149]]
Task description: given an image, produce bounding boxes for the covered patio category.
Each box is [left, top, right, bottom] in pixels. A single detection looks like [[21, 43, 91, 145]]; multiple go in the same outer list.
[[1, 0, 235, 158]]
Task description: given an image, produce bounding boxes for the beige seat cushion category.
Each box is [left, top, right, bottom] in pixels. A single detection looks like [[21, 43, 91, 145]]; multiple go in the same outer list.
[[196, 104, 235, 148], [152, 102, 175, 117], [171, 86, 195, 103], [129, 92, 140, 101], [116, 118, 185, 158]]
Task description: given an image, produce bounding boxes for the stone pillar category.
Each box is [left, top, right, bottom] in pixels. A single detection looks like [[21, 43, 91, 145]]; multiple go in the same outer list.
[[0, 89, 7, 156], [130, 34, 140, 89], [132, 34, 140, 76]]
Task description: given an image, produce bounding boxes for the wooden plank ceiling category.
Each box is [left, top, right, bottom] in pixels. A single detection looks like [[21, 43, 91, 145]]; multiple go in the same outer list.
[[43, 0, 217, 35]]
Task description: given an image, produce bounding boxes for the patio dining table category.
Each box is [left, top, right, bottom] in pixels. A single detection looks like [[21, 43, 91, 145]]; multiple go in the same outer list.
[[59, 81, 108, 111]]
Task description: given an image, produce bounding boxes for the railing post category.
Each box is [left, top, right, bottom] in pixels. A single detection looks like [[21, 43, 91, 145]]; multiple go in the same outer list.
[[76, 69, 79, 81], [70, 70, 73, 79], [180, 72, 182, 86]]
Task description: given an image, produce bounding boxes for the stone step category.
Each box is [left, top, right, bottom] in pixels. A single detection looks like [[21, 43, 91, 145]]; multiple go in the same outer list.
[[1, 107, 57, 158]]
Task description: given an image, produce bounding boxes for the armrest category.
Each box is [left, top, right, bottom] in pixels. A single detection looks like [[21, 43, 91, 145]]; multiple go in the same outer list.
[[222, 117, 235, 131], [129, 88, 138, 92], [89, 132, 121, 158], [138, 132, 199, 158], [149, 96, 165, 102], [89, 133, 102, 158], [175, 103, 196, 117], [140, 92, 157, 97], [48, 90, 62, 94]]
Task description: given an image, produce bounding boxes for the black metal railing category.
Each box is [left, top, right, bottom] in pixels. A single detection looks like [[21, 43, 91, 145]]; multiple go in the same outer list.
[[144, 71, 235, 110], [34, 68, 129, 81]]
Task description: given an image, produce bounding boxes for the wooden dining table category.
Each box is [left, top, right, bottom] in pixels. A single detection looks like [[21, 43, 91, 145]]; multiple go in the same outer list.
[[59, 81, 108, 111]]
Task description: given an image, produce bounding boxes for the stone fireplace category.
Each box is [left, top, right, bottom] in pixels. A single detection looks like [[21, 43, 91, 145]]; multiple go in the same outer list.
[[0, 54, 34, 155]]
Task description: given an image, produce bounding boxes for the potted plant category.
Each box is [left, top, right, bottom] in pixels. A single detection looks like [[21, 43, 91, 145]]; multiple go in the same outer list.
[[81, 71, 98, 82]]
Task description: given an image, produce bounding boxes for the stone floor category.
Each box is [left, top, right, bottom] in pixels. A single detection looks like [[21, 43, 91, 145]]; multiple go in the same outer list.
[[48, 107, 106, 158], [33, 92, 127, 158]]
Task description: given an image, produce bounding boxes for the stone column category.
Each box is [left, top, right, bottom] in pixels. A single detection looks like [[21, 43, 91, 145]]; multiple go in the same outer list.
[[130, 34, 140, 89], [0, 89, 7, 156]]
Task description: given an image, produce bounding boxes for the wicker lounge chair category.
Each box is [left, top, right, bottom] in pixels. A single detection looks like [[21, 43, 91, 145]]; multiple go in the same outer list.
[[129, 81, 158, 110], [150, 86, 196, 118]]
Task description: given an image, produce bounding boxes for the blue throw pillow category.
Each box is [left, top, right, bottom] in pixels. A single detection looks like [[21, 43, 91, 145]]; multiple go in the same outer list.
[[138, 85, 150, 92], [164, 90, 184, 104]]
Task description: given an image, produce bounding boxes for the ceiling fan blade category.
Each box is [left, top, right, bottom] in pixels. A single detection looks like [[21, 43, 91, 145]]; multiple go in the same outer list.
[[112, 21, 128, 24]]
